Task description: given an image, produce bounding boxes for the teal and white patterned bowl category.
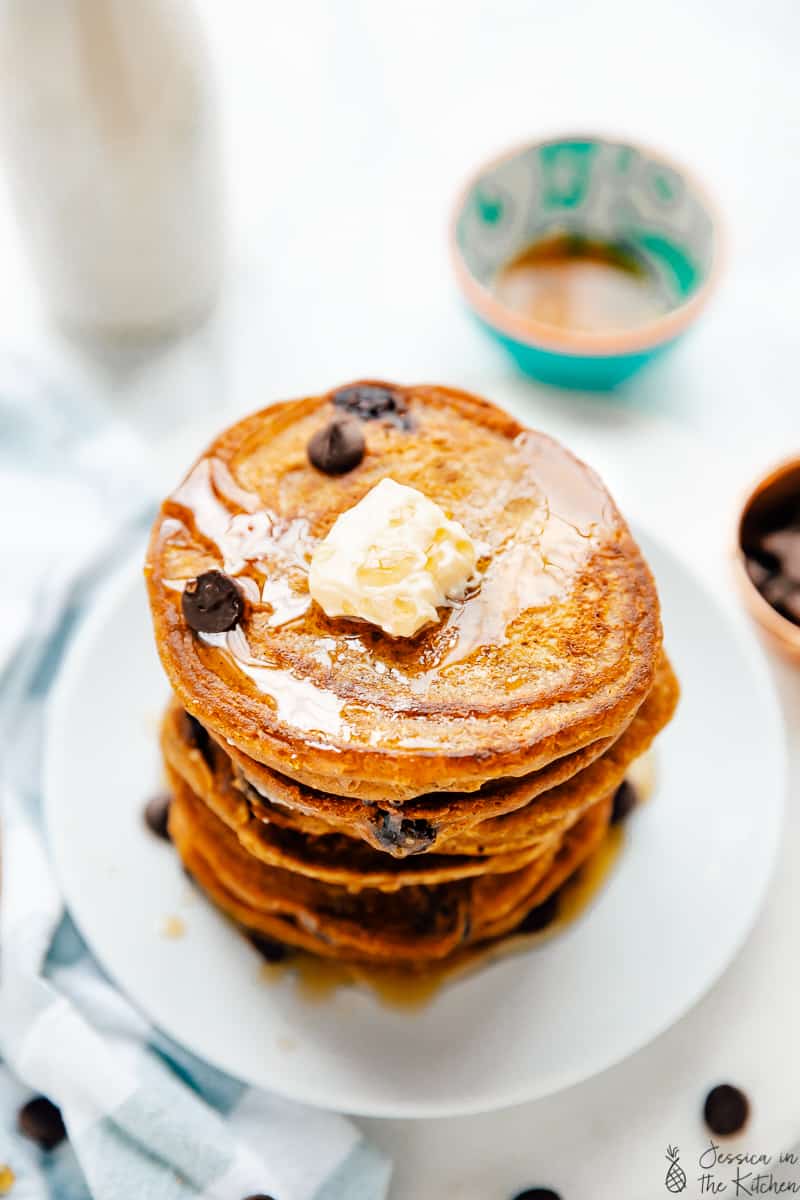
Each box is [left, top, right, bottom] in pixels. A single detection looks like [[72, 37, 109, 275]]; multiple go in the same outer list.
[[452, 136, 720, 389]]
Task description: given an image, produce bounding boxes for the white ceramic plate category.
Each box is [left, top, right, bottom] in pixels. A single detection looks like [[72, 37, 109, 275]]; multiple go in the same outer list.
[[44, 528, 783, 1118]]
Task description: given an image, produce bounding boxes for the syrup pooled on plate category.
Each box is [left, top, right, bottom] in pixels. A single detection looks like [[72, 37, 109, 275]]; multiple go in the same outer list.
[[492, 233, 670, 334]]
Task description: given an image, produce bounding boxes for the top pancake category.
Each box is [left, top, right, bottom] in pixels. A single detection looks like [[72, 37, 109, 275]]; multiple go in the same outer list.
[[145, 382, 662, 797]]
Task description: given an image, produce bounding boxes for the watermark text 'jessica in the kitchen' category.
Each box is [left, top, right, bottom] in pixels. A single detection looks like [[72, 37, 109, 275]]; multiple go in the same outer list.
[[665, 1141, 800, 1195]]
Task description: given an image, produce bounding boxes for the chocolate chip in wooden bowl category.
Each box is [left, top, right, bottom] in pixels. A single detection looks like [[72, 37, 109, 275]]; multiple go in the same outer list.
[[511, 1189, 561, 1200], [761, 571, 795, 610], [182, 570, 243, 634], [783, 587, 800, 623], [17, 1096, 67, 1151], [611, 779, 638, 824], [762, 528, 800, 583], [144, 793, 171, 840], [307, 416, 365, 475], [331, 382, 412, 429], [745, 557, 771, 589], [517, 892, 560, 933], [703, 1083, 750, 1136]]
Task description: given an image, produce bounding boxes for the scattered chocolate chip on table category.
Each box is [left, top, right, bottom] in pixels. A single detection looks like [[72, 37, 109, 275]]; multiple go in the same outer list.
[[17, 1096, 67, 1151], [512, 1189, 562, 1200], [144, 793, 172, 840], [704, 1083, 750, 1136]]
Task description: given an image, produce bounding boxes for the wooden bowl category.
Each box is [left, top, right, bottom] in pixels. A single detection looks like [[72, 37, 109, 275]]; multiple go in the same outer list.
[[734, 455, 800, 663]]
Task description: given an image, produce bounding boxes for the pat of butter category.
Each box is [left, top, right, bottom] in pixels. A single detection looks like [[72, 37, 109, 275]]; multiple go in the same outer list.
[[308, 478, 478, 637]]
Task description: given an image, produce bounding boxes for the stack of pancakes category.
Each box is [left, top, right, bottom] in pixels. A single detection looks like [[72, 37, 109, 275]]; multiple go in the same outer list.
[[146, 382, 678, 968]]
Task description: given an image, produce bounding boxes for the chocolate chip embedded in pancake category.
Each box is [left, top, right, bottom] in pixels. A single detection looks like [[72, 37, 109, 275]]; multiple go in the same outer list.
[[307, 416, 365, 475], [373, 810, 437, 854], [145, 382, 662, 800], [332, 381, 412, 429], [181, 570, 243, 634]]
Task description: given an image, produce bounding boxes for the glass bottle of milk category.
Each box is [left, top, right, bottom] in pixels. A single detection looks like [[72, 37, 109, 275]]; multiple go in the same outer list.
[[0, 0, 224, 338]]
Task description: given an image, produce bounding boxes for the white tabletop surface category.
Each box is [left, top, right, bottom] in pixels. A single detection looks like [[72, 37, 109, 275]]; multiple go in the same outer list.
[[1, 2, 799, 1196]]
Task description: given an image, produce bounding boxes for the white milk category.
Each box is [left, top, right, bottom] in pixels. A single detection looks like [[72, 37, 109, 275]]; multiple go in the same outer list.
[[0, 0, 224, 337]]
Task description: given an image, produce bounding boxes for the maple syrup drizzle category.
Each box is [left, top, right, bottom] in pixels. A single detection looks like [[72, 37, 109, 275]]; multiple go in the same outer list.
[[199, 628, 346, 737]]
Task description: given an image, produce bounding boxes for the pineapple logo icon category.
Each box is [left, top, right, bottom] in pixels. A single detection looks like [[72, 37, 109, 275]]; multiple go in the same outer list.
[[664, 1145, 687, 1193]]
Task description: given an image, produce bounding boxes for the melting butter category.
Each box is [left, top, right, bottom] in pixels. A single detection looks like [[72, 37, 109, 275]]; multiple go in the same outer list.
[[308, 478, 479, 637]]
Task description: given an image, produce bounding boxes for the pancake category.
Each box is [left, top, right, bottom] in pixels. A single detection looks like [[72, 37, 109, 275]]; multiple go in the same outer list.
[[146, 382, 662, 800], [161, 704, 565, 891], [168, 768, 613, 966], [226, 724, 616, 850], [216, 652, 678, 855]]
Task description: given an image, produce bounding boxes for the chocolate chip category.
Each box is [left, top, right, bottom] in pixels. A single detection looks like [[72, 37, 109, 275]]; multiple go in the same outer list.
[[241, 1195, 277, 1200], [249, 933, 288, 963], [144, 793, 171, 840], [332, 383, 411, 429], [782, 587, 800, 623], [518, 892, 559, 933], [182, 570, 243, 634], [761, 572, 795, 609], [611, 779, 638, 824], [745, 557, 770, 588], [511, 1189, 561, 1200], [762, 529, 800, 583], [18, 1096, 67, 1151], [704, 1083, 750, 1136], [374, 810, 437, 854], [307, 417, 365, 475]]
